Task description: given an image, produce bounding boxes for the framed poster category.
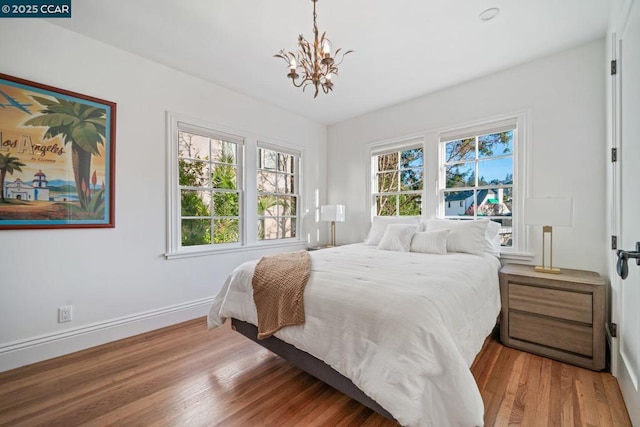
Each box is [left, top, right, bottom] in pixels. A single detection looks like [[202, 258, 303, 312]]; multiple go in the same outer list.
[[0, 73, 116, 229]]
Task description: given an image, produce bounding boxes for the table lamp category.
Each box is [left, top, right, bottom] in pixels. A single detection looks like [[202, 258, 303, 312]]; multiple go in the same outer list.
[[320, 204, 345, 247], [524, 197, 573, 274]]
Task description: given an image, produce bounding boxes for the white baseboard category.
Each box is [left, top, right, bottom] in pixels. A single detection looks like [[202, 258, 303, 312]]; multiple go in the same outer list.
[[0, 297, 214, 373]]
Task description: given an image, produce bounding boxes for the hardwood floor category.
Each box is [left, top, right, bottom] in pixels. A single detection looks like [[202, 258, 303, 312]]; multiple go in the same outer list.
[[0, 318, 631, 426]]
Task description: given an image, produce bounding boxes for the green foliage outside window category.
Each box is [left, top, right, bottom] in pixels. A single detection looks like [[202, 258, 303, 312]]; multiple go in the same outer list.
[[443, 130, 514, 246], [375, 147, 423, 216], [257, 148, 298, 240], [179, 131, 239, 246]]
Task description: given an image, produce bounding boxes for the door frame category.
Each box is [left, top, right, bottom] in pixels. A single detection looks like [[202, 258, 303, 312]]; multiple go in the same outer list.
[[607, 0, 639, 421], [606, 0, 624, 379]]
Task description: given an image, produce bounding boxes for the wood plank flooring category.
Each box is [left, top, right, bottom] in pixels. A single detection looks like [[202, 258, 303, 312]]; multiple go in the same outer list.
[[0, 318, 631, 426]]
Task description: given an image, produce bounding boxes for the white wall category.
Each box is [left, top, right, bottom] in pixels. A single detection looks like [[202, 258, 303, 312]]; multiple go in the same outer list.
[[0, 20, 327, 371], [327, 39, 607, 275]]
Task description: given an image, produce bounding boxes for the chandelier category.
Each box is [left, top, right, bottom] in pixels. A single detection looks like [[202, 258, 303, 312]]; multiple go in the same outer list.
[[274, 0, 352, 98]]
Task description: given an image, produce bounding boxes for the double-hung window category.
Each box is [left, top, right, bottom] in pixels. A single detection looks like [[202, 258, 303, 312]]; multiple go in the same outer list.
[[440, 118, 518, 248], [168, 119, 244, 254], [371, 140, 424, 216], [167, 114, 305, 258], [367, 114, 526, 256], [257, 143, 299, 240]]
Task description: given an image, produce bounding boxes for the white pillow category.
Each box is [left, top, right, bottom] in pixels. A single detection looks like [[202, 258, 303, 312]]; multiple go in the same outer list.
[[425, 218, 488, 256], [410, 229, 450, 255], [364, 216, 422, 245], [377, 224, 418, 252], [485, 220, 502, 258]]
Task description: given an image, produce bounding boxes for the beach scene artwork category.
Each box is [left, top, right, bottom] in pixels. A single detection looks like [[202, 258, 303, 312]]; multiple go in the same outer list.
[[0, 74, 115, 228]]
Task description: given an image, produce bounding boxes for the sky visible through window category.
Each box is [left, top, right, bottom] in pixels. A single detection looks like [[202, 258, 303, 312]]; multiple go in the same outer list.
[[445, 131, 513, 187]]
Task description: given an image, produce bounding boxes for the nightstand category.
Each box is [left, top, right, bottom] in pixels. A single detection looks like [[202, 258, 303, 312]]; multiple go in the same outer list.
[[306, 245, 333, 251], [499, 264, 606, 371]]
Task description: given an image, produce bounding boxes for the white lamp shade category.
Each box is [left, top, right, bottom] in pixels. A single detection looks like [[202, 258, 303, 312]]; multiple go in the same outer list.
[[524, 197, 573, 227], [320, 204, 346, 222]]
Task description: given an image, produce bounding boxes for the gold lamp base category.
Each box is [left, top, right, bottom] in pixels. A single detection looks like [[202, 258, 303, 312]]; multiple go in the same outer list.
[[329, 220, 336, 247], [534, 265, 561, 274], [536, 225, 561, 274]]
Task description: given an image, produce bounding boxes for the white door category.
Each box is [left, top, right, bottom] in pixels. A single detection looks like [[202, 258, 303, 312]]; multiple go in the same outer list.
[[610, 0, 640, 423]]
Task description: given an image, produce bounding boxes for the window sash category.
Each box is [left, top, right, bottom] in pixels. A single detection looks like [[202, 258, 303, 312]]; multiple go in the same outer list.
[[440, 124, 516, 248], [257, 144, 300, 241], [371, 143, 424, 216], [440, 118, 517, 143], [176, 123, 244, 249]]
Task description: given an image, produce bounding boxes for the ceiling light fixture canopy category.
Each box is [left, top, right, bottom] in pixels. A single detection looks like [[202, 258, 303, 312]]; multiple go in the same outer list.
[[274, 0, 353, 98]]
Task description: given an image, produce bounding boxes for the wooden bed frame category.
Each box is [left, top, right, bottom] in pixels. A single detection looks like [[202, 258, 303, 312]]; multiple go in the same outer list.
[[230, 318, 395, 421]]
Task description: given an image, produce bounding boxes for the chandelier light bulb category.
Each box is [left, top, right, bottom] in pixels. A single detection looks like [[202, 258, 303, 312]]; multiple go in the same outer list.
[[322, 39, 331, 55]]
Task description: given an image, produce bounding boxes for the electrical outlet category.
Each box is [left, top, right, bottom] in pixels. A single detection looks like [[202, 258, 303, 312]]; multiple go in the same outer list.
[[58, 306, 72, 323]]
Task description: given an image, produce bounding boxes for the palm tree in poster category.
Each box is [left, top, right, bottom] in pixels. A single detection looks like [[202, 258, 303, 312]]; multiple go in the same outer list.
[[0, 154, 26, 202], [23, 96, 106, 212]]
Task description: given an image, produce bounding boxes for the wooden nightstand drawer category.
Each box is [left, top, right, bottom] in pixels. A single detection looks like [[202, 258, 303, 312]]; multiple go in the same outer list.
[[508, 283, 593, 324], [499, 264, 606, 370], [509, 311, 593, 357]]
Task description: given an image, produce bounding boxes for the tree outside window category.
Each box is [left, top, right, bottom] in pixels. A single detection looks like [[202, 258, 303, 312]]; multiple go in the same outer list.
[[372, 146, 423, 216], [257, 146, 299, 240], [443, 130, 514, 246], [178, 130, 240, 247]]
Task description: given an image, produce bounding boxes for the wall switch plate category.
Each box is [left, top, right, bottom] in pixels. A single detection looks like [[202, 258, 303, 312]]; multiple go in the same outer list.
[[58, 306, 72, 323]]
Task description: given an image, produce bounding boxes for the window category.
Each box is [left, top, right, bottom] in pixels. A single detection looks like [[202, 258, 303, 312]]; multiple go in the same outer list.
[[371, 141, 424, 216], [167, 113, 307, 258], [367, 114, 527, 256], [166, 117, 245, 256], [440, 118, 517, 248], [257, 144, 299, 240], [177, 125, 242, 247]]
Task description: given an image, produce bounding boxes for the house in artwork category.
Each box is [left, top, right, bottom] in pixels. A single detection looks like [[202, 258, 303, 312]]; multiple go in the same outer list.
[[4, 170, 51, 201]]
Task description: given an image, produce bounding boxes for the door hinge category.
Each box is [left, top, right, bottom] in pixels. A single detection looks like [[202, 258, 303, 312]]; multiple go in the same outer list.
[[611, 59, 617, 75], [611, 147, 617, 162], [608, 322, 618, 338], [612, 235, 618, 250]]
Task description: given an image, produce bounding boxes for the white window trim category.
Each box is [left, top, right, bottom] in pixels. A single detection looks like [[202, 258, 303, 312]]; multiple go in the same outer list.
[[165, 112, 305, 259]]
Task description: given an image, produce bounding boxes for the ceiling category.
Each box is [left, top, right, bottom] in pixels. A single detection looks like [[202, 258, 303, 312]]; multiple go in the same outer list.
[[48, 0, 613, 125]]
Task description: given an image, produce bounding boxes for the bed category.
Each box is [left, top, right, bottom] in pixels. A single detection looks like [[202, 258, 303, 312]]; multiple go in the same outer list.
[[208, 217, 502, 426]]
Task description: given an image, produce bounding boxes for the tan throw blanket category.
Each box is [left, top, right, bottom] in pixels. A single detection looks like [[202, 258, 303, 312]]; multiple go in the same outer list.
[[252, 250, 311, 340]]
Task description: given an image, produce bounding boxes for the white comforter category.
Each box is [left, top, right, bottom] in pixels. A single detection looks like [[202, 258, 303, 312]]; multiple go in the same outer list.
[[208, 244, 501, 426]]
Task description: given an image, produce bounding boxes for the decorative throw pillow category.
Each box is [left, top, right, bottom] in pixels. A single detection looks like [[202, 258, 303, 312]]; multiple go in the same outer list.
[[364, 216, 422, 245], [377, 224, 418, 252], [410, 229, 450, 255], [425, 218, 488, 256]]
